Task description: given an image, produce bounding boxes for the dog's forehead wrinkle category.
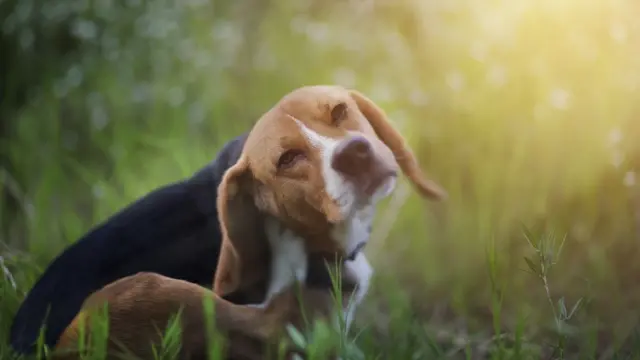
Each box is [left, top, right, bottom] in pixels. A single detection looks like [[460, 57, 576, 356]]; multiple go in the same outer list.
[[292, 118, 337, 151]]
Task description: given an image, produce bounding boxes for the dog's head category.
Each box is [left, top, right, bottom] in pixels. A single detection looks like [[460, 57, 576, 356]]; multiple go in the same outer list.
[[213, 85, 446, 297]]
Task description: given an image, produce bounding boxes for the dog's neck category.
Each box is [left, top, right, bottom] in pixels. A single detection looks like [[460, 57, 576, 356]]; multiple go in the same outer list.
[[331, 205, 374, 257], [256, 207, 375, 331], [261, 217, 308, 306]]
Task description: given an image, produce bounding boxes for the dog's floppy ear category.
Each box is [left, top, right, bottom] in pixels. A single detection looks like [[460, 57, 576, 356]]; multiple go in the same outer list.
[[213, 156, 268, 297], [349, 89, 447, 200]]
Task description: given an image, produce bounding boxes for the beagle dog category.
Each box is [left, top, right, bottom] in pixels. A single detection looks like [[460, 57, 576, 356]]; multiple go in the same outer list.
[[52, 85, 445, 359], [210, 85, 446, 328]]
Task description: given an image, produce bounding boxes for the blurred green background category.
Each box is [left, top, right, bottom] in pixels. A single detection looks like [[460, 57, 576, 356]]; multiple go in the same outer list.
[[2, 0, 640, 357]]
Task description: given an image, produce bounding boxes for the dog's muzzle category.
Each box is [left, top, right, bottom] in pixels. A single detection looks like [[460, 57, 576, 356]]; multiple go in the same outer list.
[[331, 135, 398, 199]]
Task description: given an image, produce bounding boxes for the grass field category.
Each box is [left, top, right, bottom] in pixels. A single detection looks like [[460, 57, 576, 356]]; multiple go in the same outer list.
[[3, 0, 640, 358]]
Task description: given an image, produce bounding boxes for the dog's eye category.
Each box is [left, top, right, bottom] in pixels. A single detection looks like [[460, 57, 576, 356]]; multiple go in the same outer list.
[[330, 102, 348, 124], [277, 149, 305, 169]]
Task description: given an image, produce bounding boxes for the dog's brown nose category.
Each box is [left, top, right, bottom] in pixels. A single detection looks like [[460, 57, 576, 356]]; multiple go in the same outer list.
[[331, 136, 397, 196], [331, 136, 372, 177]]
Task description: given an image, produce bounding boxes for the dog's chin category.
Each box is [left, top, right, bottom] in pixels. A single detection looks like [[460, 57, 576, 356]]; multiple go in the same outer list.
[[352, 176, 397, 212], [371, 175, 397, 202]]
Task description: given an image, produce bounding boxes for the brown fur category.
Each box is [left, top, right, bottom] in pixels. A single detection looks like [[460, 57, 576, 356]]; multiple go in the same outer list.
[[55, 85, 445, 360]]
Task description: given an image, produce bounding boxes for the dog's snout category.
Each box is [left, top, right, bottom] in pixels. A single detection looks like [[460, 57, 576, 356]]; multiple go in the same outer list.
[[331, 136, 372, 177], [331, 136, 397, 198]]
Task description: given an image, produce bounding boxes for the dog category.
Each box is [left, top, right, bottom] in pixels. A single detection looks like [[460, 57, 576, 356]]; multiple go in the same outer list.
[[53, 84, 446, 359], [14, 86, 445, 358], [209, 85, 446, 329]]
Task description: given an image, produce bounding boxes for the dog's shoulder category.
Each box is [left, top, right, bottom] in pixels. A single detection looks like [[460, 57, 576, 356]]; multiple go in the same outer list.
[[189, 133, 248, 187], [187, 132, 248, 216]]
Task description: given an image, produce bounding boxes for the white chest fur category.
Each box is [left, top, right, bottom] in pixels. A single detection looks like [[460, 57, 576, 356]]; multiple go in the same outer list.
[[260, 218, 308, 306], [341, 252, 373, 329], [257, 215, 374, 332]]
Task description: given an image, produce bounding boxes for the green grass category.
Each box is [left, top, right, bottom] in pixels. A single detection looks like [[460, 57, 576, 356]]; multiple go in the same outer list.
[[0, 229, 586, 360], [4, 0, 640, 358], [0, 214, 637, 359]]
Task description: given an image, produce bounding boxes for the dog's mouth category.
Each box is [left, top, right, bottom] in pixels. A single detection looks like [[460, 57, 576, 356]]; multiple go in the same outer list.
[[329, 134, 399, 215], [330, 170, 397, 224], [352, 170, 398, 210], [363, 170, 397, 199]]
